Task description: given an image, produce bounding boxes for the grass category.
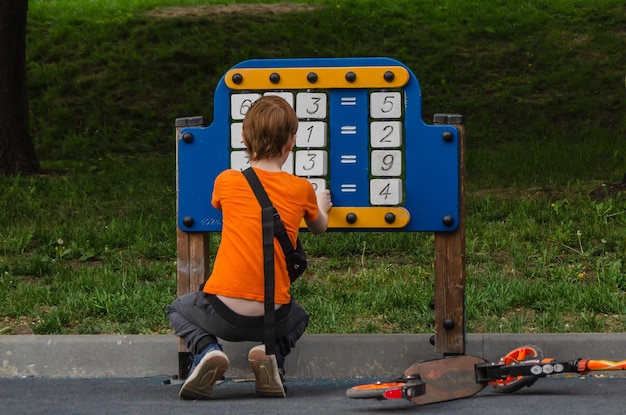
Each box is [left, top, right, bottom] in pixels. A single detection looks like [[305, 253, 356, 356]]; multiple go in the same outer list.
[[0, 0, 625, 335]]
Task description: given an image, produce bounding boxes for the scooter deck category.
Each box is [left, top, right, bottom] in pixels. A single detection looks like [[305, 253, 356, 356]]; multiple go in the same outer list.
[[403, 355, 488, 405]]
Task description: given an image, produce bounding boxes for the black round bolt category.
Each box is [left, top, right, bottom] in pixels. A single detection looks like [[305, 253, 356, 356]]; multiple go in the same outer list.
[[269, 72, 280, 84], [345, 71, 357, 83], [384, 212, 396, 224], [429, 335, 435, 346], [384, 71, 395, 82], [181, 132, 194, 144], [442, 215, 455, 227], [307, 72, 318, 84], [443, 318, 455, 330], [231, 73, 243, 84], [182, 216, 195, 227], [429, 299, 435, 310], [346, 213, 357, 224], [442, 131, 454, 142]]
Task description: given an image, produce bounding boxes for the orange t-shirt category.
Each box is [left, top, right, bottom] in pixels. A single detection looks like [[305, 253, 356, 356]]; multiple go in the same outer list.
[[203, 168, 319, 304]]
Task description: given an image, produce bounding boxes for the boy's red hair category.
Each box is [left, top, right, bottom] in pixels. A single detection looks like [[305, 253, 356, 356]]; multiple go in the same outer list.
[[242, 95, 298, 161]]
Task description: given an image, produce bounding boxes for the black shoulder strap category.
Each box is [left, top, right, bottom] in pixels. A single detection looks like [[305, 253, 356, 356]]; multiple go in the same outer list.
[[242, 167, 272, 208], [260, 205, 276, 355], [242, 168, 280, 355], [242, 168, 296, 255]]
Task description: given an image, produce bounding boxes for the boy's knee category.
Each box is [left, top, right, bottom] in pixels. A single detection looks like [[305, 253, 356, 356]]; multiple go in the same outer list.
[[277, 312, 309, 356]]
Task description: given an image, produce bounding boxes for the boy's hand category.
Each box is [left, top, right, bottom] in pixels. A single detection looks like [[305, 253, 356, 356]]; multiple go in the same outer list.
[[307, 189, 332, 234], [316, 189, 332, 213]]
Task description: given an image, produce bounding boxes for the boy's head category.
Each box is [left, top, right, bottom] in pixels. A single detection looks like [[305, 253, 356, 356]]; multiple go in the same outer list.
[[242, 95, 298, 162]]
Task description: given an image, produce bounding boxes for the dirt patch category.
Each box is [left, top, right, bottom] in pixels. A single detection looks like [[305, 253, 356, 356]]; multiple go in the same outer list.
[[589, 174, 626, 202], [145, 3, 323, 19], [1, 316, 35, 335]]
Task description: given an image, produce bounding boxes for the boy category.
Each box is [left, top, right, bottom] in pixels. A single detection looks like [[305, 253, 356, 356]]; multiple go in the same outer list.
[[166, 95, 332, 399]]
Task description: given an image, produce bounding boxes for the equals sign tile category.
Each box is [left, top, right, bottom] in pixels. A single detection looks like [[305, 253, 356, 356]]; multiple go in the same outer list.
[[340, 155, 357, 164], [341, 184, 357, 193], [341, 96, 357, 106], [341, 126, 357, 135]]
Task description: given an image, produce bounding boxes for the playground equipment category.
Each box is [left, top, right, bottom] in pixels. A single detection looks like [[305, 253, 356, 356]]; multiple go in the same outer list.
[[175, 57, 466, 378]]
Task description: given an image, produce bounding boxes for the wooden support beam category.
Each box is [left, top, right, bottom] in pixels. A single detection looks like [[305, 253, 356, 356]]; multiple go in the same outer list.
[[433, 116, 466, 354], [175, 120, 212, 378]]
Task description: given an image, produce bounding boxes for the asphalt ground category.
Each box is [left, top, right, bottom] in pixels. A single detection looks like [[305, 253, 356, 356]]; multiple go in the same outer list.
[[2, 333, 626, 414], [2, 374, 625, 414]]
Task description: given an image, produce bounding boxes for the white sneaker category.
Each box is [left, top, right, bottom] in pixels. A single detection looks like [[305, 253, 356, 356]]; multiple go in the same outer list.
[[179, 347, 229, 400], [248, 345, 286, 397]]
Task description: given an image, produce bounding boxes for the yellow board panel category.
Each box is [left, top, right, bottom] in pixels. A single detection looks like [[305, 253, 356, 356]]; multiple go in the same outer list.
[[225, 66, 410, 90], [300, 207, 410, 229]]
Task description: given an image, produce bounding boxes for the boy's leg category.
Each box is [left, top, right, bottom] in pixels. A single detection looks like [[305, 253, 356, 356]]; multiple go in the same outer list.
[[274, 298, 309, 357], [167, 293, 309, 398], [179, 343, 228, 400], [165, 292, 222, 355], [248, 344, 286, 397], [248, 299, 309, 398], [166, 292, 229, 399]]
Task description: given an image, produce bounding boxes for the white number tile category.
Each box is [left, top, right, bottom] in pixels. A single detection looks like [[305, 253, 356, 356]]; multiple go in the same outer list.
[[307, 178, 327, 192], [369, 92, 402, 119], [370, 179, 403, 206], [230, 123, 244, 148], [296, 92, 327, 119], [230, 151, 250, 171], [281, 152, 294, 175], [263, 91, 294, 108], [371, 150, 402, 177], [232, 150, 292, 173], [296, 122, 327, 148], [295, 150, 328, 177], [230, 93, 261, 120], [370, 121, 402, 148]]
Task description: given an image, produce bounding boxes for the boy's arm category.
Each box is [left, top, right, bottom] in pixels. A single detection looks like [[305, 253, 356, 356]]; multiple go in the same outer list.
[[306, 189, 332, 235]]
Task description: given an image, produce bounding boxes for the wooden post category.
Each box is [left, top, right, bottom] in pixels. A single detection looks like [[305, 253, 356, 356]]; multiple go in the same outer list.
[[175, 117, 211, 378], [433, 114, 466, 355]]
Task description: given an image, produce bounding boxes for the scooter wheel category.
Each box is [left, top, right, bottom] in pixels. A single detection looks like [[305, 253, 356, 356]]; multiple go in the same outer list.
[[491, 345, 543, 393]]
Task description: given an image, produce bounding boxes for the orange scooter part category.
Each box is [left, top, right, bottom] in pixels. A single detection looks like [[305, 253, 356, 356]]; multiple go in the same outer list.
[[346, 382, 408, 399], [403, 355, 488, 405], [490, 345, 543, 393], [579, 359, 626, 374], [346, 355, 488, 403]]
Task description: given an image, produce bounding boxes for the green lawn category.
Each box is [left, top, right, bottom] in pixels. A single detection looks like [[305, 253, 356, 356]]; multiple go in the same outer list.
[[0, 0, 624, 335]]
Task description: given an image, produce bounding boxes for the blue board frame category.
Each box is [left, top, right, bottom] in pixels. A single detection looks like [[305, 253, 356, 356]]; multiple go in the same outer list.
[[177, 57, 459, 232]]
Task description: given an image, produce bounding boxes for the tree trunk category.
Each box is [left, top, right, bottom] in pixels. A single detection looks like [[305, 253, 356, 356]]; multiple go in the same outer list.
[[0, 0, 40, 175]]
